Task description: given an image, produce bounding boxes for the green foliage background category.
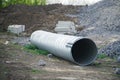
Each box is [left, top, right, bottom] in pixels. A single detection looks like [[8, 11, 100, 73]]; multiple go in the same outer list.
[[0, 0, 46, 8]]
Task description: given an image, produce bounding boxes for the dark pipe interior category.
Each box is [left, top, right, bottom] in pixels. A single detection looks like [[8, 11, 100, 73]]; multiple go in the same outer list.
[[71, 38, 97, 66]]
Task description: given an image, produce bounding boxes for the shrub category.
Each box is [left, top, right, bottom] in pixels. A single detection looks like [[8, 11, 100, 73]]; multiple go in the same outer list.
[[0, 0, 46, 8]]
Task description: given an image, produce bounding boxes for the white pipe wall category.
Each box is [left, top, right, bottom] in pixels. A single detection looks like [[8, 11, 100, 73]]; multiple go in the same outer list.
[[30, 30, 79, 62], [46, 0, 103, 6], [30, 30, 98, 66]]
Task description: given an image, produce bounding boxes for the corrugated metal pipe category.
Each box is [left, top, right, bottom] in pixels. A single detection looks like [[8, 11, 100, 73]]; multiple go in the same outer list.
[[30, 30, 98, 66]]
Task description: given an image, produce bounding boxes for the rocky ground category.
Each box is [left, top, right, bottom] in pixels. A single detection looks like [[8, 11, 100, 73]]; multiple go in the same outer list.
[[0, 33, 120, 80], [0, 0, 120, 79]]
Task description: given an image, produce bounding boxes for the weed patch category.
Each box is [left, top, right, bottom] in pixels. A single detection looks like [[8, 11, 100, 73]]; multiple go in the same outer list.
[[24, 44, 48, 55], [97, 54, 108, 59], [31, 69, 45, 74]]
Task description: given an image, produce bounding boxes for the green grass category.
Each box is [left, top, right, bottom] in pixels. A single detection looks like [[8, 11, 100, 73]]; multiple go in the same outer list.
[[97, 54, 108, 59], [0, 0, 46, 8], [24, 44, 48, 55], [31, 69, 45, 74]]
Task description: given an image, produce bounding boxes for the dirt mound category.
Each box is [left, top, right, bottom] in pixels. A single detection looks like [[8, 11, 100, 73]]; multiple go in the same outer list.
[[0, 4, 79, 33], [78, 0, 120, 31]]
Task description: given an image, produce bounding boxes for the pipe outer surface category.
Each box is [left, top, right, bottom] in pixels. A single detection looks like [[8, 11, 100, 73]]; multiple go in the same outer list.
[[30, 30, 98, 66]]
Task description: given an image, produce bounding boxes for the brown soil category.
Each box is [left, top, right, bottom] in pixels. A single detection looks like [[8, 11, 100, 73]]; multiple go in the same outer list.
[[0, 4, 79, 33], [0, 41, 31, 80]]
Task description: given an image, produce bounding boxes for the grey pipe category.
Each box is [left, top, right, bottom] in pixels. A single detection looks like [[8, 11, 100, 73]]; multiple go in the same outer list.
[[30, 30, 98, 66]]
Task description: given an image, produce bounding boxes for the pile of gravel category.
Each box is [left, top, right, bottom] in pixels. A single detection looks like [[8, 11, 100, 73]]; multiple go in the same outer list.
[[77, 0, 120, 61], [78, 0, 120, 31], [98, 40, 120, 61]]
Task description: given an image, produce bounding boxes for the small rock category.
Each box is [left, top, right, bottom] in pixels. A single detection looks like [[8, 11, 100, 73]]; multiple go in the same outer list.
[[47, 54, 53, 58], [4, 41, 9, 45], [117, 56, 120, 63], [114, 68, 120, 75], [5, 61, 12, 64], [38, 60, 46, 66], [4, 72, 7, 75]]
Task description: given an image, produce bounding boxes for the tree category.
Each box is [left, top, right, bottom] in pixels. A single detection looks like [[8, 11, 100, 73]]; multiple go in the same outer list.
[[0, 0, 2, 8]]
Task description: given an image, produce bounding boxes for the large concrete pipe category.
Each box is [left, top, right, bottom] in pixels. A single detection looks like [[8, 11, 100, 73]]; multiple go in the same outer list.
[[30, 30, 98, 66]]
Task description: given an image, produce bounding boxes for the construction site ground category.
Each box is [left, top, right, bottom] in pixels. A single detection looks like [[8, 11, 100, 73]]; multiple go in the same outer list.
[[0, 3, 120, 80]]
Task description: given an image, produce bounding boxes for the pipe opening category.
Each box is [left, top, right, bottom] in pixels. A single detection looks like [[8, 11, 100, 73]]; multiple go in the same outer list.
[[71, 38, 97, 66]]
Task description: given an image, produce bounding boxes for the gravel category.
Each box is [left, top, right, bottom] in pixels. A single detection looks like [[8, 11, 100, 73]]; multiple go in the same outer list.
[[98, 40, 120, 59], [114, 68, 120, 75], [78, 0, 120, 32], [77, 0, 120, 60], [117, 56, 120, 63]]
